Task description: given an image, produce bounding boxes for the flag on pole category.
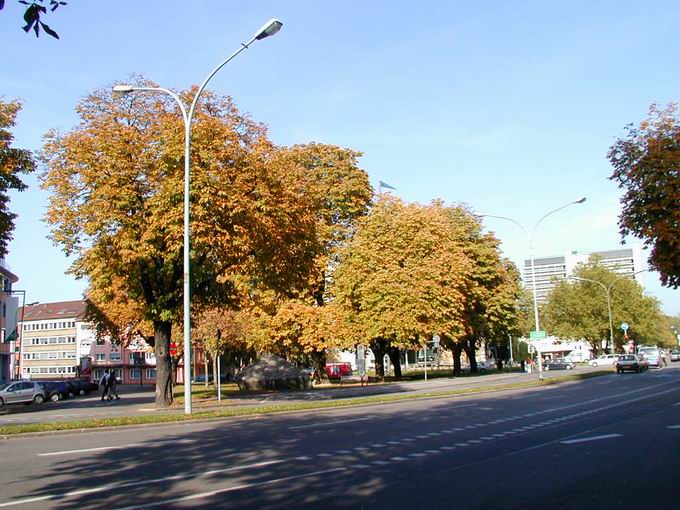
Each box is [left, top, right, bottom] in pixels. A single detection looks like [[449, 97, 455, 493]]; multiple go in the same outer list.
[[378, 180, 397, 192]]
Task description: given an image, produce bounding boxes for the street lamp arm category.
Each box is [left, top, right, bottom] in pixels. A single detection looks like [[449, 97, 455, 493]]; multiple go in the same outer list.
[[607, 268, 647, 293], [478, 214, 529, 239], [569, 275, 608, 293], [529, 197, 587, 243], [114, 86, 189, 124]]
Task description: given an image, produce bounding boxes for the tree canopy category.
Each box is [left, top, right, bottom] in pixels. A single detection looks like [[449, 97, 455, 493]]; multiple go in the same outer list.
[[542, 262, 672, 353], [608, 102, 680, 288], [1, 0, 66, 38], [0, 98, 34, 258]]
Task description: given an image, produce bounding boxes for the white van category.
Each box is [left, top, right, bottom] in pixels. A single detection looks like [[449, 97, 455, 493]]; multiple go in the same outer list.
[[566, 350, 592, 363]]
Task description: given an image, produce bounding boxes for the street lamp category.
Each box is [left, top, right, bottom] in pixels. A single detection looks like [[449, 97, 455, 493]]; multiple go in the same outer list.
[[569, 269, 647, 354], [480, 197, 586, 380], [113, 18, 283, 414]]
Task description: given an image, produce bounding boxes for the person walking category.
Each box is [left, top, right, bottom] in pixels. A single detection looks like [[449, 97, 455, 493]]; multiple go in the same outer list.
[[100, 369, 110, 401], [107, 370, 120, 400]]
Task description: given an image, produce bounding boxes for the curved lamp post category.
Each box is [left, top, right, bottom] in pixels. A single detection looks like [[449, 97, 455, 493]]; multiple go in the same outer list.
[[569, 268, 646, 354], [113, 18, 283, 414], [480, 197, 586, 380]]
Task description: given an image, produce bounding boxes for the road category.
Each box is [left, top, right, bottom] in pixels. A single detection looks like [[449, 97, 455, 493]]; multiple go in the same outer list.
[[0, 365, 678, 509], [0, 365, 607, 426]]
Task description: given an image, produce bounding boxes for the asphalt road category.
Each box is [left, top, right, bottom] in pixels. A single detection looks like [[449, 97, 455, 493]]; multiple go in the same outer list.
[[0, 364, 678, 509], [0, 365, 608, 425]]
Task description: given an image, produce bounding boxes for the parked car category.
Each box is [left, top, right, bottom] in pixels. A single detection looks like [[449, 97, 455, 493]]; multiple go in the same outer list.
[[41, 380, 75, 402], [67, 378, 98, 396], [543, 358, 575, 371], [671, 350, 680, 362], [0, 381, 47, 407], [616, 354, 648, 373], [565, 350, 591, 363], [588, 354, 619, 367]]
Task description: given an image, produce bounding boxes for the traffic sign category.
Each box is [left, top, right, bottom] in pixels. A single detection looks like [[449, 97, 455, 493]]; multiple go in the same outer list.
[[356, 345, 366, 377], [529, 331, 546, 340], [620, 322, 629, 331]]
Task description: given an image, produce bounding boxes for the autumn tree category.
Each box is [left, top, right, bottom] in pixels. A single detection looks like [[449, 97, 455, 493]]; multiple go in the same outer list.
[[444, 206, 523, 374], [333, 196, 472, 378], [245, 143, 372, 379], [608, 103, 680, 288], [41, 80, 321, 406], [0, 98, 34, 258], [543, 262, 671, 353]]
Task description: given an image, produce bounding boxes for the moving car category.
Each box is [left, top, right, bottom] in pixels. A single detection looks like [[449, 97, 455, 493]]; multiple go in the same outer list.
[[543, 358, 575, 371], [637, 347, 663, 368], [671, 350, 680, 362], [616, 354, 648, 373], [0, 381, 47, 407], [588, 354, 619, 367]]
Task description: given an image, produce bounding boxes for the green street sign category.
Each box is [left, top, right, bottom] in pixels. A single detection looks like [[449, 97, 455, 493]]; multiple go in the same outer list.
[[529, 331, 547, 339]]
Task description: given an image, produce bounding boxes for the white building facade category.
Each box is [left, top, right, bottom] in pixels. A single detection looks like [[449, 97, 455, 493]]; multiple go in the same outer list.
[[523, 246, 645, 303]]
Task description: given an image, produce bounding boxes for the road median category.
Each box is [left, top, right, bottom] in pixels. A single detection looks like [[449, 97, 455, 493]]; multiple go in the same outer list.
[[0, 370, 611, 437]]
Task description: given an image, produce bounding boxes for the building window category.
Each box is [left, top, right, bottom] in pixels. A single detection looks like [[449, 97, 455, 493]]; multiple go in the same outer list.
[[95, 354, 106, 361], [145, 368, 156, 379], [129, 368, 141, 379], [110, 352, 121, 361]]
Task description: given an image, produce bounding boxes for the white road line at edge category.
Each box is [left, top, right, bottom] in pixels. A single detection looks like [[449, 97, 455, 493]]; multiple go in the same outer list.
[[115, 467, 346, 510], [289, 417, 371, 430], [667, 425, 680, 429], [0, 459, 285, 508], [38, 443, 144, 457], [560, 434, 623, 444]]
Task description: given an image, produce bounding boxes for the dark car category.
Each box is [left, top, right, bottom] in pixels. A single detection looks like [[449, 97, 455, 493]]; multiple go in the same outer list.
[[41, 381, 75, 402], [543, 358, 575, 371], [616, 354, 648, 373], [70, 378, 98, 395]]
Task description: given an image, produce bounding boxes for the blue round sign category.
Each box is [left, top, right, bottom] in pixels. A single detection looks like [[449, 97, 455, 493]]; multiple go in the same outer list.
[[620, 322, 629, 331]]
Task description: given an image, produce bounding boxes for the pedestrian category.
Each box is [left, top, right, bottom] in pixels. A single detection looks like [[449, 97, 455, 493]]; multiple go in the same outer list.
[[100, 369, 110, 401], [107, 370, 120, 400]]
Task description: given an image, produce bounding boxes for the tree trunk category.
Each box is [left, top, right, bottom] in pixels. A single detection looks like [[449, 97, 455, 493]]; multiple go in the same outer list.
[[387, 347, 402, 379], [452, 342, 463, 376], [467, 337, 478, 373], [311, 350, 329, 384], [154, 320, 173, 407], [371, 338, 387, 379], [204, 352, 210, 387]]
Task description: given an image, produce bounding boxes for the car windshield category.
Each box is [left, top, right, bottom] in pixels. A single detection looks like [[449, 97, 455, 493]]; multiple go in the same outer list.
[[621, 355, 635, 361], [0, 383, 8, 392]]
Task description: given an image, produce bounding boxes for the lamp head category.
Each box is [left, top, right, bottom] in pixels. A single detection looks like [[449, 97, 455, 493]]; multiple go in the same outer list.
[[575, 197, 587, 204], [254, 18, 283, 40], [112, 85, 134, 94]]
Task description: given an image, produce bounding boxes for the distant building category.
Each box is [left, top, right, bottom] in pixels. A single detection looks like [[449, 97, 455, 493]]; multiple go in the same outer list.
[[18, 300, 89, 380], [523, 246, 645, 303], [0, 261, 19, 382]]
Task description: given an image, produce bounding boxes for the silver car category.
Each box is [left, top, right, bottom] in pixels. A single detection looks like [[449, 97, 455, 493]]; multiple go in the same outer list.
[[0, 381, 47, 407]]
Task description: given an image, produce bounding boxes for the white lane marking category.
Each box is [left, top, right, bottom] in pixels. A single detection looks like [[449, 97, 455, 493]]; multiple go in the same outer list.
[[354, 447, 369, 451], [391, 456, 408, 461], [672, 402, 680, 407], [455, 443, 469, 447], [116, 467, 347, 510], [352, 464, 370, 469], [424, 449, 440, 454], [416, 435, 429, 439], [666, 425, 680, 429], [0, 459, 285, 508], [289, 417, 371, 430], [371, 460, 390, 465], [387, 441, 401, 445], [440, 446, 456, 450], [335, 450, 351, 454], [560, 434, 623, 445], [409, 453, 426, 457], [39, 443, 144, 457], [371, 443, 385, 447], [428, 432, 441, 436]]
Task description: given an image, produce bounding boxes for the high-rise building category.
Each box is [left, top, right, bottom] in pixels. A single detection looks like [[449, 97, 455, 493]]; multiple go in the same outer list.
[[523, 245, 645, 303]]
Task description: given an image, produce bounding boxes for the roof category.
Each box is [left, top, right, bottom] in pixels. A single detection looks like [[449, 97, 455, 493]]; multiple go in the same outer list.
[[19, 300, 87, 322]]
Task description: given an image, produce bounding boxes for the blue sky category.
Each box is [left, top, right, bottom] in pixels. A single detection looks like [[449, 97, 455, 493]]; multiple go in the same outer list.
[[2, 0, 679, 316]]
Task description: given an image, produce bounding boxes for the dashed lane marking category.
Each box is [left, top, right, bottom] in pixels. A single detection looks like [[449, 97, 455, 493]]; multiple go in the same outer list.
[[560, 434, 623, 445]]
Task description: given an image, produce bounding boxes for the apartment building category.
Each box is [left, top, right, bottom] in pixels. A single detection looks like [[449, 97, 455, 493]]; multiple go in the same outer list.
[[523, 246, 645, 303], [18, 300, 90, 380], [0, 261, 20, 382]]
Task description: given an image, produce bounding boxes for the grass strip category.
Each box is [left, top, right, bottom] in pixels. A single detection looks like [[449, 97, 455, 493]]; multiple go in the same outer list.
[[0, 370, 611, 437]]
